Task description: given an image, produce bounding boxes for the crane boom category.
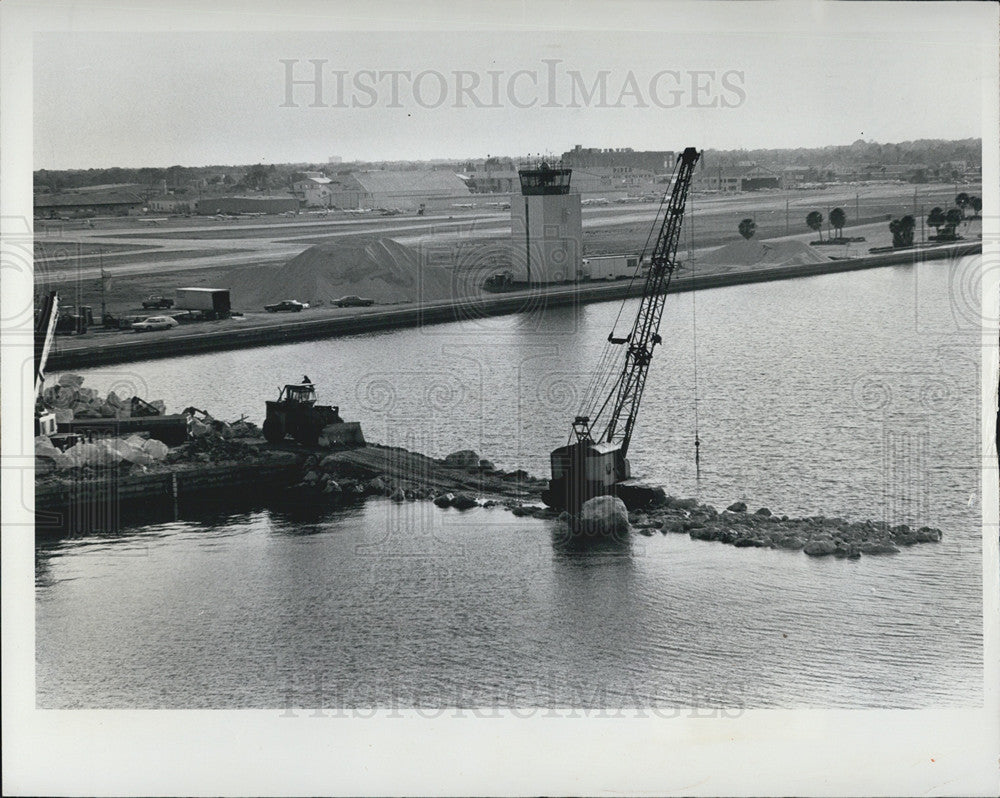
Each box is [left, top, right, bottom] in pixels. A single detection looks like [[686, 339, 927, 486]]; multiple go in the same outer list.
[[541, 146, 700, 513], [602, 146, 700, 457]]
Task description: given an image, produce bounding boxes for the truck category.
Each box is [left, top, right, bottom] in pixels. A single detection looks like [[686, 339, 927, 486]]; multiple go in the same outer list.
[[174, 287, 232, 317], [579, 254, 640, 281], [142, 295, 174, 309]]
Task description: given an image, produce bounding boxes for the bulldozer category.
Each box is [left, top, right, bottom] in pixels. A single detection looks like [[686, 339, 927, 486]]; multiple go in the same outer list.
[[262, 382, 363, 447]]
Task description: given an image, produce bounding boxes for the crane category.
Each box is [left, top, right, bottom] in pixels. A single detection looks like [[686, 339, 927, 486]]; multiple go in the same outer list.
[[34, 290, 60, 436], [541, 146, 701, 511]]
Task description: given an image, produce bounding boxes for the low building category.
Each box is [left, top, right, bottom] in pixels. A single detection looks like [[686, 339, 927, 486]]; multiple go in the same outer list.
[[292, 176, 333, 207], [326, 170, 471, 211], [695, 164, 780, 192], [147, 195, 195, 213], [33, 190, 145, 218], [195, 196, 299, 215], [561, 145, 675, 176], [461, 169, 519, 194]]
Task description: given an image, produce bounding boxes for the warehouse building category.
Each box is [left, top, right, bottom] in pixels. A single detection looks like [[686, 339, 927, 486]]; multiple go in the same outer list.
[[33, 190, 145, 218], [326, 170, 471, 211], [195, 196, 299, 215]]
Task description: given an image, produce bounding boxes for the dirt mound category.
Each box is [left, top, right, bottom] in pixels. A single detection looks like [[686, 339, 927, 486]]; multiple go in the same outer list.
[[232, 238, 459, 308], [699, 238, 830, 267]]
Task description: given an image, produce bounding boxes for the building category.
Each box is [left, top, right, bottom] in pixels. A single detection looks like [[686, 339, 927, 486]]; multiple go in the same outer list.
[[33, 190, 146, 218], [326, 170, 471, 211], [460, 169, 519, 194], [195, 195, 299, 215], [293, 175, 334, 207], [511, 164, 583, 285], [561, 145, 675, 176], [147, 195, 195, 213], [695, 164, 780, 192]]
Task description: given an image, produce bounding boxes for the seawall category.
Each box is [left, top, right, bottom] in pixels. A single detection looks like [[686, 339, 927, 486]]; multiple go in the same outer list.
[[46, 241, 980, 371]]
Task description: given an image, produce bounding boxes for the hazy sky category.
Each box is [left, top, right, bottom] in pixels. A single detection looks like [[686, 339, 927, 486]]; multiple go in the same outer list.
[[33, 7, 992, 169]]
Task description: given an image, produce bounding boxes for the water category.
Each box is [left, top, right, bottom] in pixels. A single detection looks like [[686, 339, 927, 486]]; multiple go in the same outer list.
[[37, 257, 985, 708]]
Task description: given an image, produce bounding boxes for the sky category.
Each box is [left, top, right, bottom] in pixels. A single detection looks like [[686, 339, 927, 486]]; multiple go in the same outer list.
[[31, 5, 994, 170]]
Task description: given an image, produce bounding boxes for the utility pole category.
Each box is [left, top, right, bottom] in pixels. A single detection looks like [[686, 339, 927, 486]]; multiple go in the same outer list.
[[785, 198, 789, 235], [855, 193, 860, 226], [99, 251, 107, 322]]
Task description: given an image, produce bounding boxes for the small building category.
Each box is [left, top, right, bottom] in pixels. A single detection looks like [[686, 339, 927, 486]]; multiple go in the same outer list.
[[579, 254, 639, 281], [195, 196, 299, 215], [695, 164, 780, 192], [147, 195, 195, 214], [293, 176, 333, 207]]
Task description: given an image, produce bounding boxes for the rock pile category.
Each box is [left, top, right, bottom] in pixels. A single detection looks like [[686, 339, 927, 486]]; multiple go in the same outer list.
[[626, 496, 942, 558], [35, 433, 169, 475], [41, 373, 166, 422]]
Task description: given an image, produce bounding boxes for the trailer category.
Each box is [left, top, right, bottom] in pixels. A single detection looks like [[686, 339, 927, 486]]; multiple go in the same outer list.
[[579, 254, 639, 281], [174, 287, 231, 316]]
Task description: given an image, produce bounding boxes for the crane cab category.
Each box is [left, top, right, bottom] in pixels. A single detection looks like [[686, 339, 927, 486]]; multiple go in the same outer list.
[[542, 439, 631, 511]]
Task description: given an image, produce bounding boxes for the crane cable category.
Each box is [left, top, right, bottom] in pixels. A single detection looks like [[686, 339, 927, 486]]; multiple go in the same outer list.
[[690, 199, 701, 479], [579, 157, 682, 424]]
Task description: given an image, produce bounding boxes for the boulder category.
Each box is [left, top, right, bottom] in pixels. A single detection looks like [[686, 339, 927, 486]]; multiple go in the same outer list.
[[577, 495, 630, 537], [803, 539, 837, 556], [450, 493, 477, 511], [433, 493, 454, 508], [302, 470, 321, 486], [57, 373, 84, 389], [478, 459, 495, 471], [443, 449, 480, 469], [726, 501, 748, 513], [366, 475, 388, 494], [319, 454, 341, 472], [754, 507, 772, 517], [777, 535, 805, 550], [670, 497, 699, 511], [389, 487, 406, 502], [140, 438, 169, 460]]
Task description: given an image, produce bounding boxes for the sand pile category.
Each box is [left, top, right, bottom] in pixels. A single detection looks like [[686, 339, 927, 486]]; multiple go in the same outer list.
[[233, 238, 459, 308], [699, 238, 830, 268]]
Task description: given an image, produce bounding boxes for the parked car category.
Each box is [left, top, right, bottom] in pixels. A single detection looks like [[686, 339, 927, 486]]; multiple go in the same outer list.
[[264, 299, 306, 313], [142, 295, 174, 309], [132, 315, 179, 332], [334, 295, 375, 307]]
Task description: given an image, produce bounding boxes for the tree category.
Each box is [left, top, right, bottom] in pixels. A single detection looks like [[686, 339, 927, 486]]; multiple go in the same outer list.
[[806, 211, 824, 240], [927, 206, 946, 235], [970, 196, 982, 217], [944, 207, 963, 238], [955, 192, 970, 214], [829, 207, 846, 240], [889, 215, 915, 248], [738, 218, 756, 240]]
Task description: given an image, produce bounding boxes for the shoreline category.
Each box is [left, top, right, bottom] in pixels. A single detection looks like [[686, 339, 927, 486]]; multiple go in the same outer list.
[[46, 240, 979, 371], [35, 439, 943, 559]]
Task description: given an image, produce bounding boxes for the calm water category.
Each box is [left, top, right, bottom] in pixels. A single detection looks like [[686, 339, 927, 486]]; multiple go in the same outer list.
[[37, 257, 985, 708]]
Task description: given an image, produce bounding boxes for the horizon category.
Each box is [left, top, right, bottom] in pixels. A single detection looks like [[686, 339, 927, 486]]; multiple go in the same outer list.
[[33, 135, 986, 175]]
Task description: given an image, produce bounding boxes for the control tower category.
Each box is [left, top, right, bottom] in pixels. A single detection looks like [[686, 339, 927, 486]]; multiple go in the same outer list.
[[511, 162, 582, 284]]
